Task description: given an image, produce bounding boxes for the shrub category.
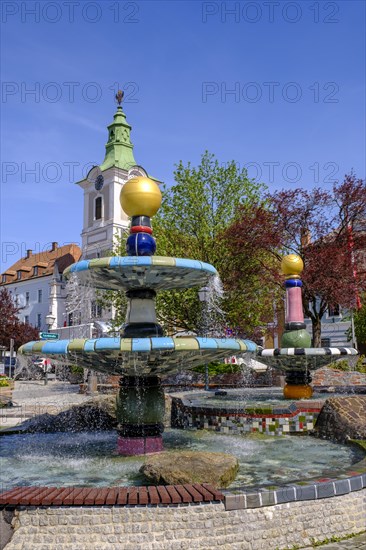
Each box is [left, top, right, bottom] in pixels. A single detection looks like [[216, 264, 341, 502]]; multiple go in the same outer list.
[[192, 362, 241, 375], [355, 355, 366, 373], [0, 376, 10, 387], [327, 359, 350, 371], [69, 365, 84, 375]]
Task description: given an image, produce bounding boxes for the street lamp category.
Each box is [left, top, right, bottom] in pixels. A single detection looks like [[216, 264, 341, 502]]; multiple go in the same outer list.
[[45, 313, 56, 332], [198, 287, 210, 391]]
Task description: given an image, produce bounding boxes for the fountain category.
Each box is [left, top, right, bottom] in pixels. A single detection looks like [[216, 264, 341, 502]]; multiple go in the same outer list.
[[18, 175, 257, 455], [258, 253, 358, 399], [4, 104, 365, 550]]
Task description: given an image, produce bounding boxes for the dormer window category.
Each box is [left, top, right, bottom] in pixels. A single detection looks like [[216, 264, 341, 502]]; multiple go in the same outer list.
[[95, 196, 103, 220], [2, 274, 6, 283], [17, 271, 22, 280], [34, 266, 38, 276]]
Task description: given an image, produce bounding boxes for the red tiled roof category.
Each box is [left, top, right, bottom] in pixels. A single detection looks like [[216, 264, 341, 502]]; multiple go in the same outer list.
[[0, 243, 82, 285]]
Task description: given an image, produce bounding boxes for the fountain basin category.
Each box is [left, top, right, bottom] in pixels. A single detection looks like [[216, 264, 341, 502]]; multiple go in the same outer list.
[[63, 256, 217, 291], [258, 346, 358, 372], [19, 337, 257, 375]]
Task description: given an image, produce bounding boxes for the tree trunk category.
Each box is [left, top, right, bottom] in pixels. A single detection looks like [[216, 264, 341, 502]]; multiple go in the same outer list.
[[312, 317, 322, 348]]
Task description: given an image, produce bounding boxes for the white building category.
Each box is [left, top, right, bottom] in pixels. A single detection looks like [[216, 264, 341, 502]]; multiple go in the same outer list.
[[0, 243, 81, 331]]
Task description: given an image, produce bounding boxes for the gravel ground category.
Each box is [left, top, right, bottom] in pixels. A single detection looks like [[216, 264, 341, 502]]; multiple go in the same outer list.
[[0, 381, 90, 429]]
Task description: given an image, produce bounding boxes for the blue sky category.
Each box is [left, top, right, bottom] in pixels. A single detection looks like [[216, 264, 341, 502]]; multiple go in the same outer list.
[[1, 0, 365, 271]]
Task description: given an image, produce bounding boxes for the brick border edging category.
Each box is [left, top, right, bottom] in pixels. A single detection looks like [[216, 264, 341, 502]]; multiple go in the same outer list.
[[0, 483, 224, 508], [1, 470, 366, 511]]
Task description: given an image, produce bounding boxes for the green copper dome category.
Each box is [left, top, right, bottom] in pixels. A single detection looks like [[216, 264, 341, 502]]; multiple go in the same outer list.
[[99, 105, 136, 171]]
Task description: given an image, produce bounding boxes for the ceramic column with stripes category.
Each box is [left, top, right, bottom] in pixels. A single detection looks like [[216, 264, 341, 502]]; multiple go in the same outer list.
[[280, 254, 313, 399]]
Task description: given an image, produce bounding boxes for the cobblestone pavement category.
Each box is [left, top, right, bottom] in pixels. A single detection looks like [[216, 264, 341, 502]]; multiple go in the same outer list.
[[0, 380, 89, 428], [302, 532, 366, 549]]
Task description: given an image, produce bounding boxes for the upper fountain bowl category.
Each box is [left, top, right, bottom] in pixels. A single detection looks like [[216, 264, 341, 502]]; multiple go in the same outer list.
[[258, 346, 358, 372], [63, 256, 217, 292]]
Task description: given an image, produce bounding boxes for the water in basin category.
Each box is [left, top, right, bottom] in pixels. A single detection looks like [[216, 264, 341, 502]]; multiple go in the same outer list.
[[187, 388, 353, 409], [1, 429, 362, 489]]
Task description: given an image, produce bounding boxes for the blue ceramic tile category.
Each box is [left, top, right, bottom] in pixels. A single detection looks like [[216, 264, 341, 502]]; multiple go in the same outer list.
[[95, 338, 121, 351], [42, 340, 69, 354], [70, 260, 89, 272], [196, 337, 218, 349], [150, 337, 175, 350], [83, 339, 98, 352], [132, 339, 152, 352]]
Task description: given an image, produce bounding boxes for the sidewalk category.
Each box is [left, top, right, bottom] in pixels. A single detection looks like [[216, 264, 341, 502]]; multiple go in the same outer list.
[[302, 533, 366, 549], [0, 380, 89, 429]]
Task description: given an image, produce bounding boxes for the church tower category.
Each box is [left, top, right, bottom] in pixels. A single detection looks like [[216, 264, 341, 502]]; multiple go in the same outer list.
[[77, 91, 152, 259]]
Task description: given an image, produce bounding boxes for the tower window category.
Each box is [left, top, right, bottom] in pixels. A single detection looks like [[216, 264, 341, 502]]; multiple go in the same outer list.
[[95, 196, 102, 220]]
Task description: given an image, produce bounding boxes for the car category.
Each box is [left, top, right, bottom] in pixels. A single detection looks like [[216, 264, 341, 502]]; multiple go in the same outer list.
[[33, 357, 54, 373]]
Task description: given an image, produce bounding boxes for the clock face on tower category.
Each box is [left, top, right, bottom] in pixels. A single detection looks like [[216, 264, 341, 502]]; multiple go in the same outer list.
[[95, 174, 104, 191]]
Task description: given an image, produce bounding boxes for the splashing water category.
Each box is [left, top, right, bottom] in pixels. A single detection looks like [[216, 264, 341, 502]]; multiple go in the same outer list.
[[203, 274, 226, 338], [1, 429, 362, 489], [65, 272, 95, 325]]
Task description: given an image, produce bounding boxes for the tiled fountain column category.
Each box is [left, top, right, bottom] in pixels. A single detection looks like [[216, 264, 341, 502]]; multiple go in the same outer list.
[[281, 255, 313, 399], [116, 376, 165, 455]]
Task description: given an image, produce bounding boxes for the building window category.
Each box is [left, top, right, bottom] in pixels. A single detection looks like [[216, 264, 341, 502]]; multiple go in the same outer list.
[[26, 292, 30, 306], [34, 266, 38, 276], [37, 314, 42, 328], [91, 301, 103, 318], [15, 294, 19, 306], [2, 274, 6, 283], [17, 271, 22, 280], [38, 289, 42, 303], [68, 313, 73, 326], [24, 315, 29, 324], [95, 196, 102, 220], [328, 304, 340, 317]]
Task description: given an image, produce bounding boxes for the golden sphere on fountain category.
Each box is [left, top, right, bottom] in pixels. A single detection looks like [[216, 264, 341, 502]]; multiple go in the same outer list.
[[281, 254, 304, 277], [120, 177, 162, 217]]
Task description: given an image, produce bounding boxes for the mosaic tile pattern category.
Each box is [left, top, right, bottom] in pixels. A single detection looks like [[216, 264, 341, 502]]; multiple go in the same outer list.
[[190, 411, 320, 435], [63, 256, 217, 291], [18, 337, 257, 376], [171, 395, 323, 435], [258, 347, 357, 372]]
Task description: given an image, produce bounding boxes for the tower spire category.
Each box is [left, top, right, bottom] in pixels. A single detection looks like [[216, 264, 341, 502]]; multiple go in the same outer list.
[[99, 90, 136, 172]]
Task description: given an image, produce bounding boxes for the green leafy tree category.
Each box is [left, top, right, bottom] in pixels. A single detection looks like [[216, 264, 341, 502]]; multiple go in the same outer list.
[[146, 152, 269, 336], [352, 295, 366, 346], [104, 151, 272, 337]]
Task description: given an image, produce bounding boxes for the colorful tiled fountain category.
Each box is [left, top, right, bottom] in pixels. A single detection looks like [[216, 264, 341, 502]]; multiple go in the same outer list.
[[19, 176, 257, 455], [258, 254, 357, 399]]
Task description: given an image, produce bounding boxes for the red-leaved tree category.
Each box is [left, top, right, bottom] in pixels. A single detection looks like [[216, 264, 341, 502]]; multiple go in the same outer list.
[[0, 287, 39, 350], [224, 173, 366, 346]]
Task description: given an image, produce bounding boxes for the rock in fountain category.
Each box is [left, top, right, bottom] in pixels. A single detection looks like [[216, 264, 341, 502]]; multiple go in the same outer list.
[[258, 253, 357, 399], [19, 176, 257, 455]]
